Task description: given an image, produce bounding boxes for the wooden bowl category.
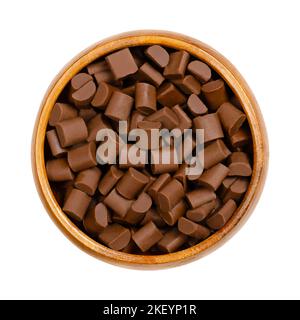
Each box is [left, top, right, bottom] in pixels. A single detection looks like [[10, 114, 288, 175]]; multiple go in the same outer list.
[[32, 30, 268, 269]]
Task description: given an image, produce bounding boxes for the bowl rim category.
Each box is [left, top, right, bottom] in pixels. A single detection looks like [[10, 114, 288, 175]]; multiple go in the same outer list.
[[32, 30, 268, 269]]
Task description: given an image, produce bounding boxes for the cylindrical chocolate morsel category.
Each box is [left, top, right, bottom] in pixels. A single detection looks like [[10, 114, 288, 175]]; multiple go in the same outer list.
[[157, 228, 187, 253], [70, 73, 93, 92], [98, 165, 124, 196], [67, 141, 97, 172], [46, 130, 67, 157], [163, 50, 190, 79], [187, 94, 208, 116], [178, 217, 210, 240], [146, 106, 179, 130], [91, 81, 117, 109], [202, 79, 228, 111], [218, 177, 238, 198], [187, 60, 212, 83], [229, 128, 251, 148], [206, 199, 237, 230], [55, 117, 88, 147], [71, 80, 97, 108], [193, 113, 224, 143], [227, 152, 252, 176], [103, 188, 133, 218], [83, 202, 109, 235], [159, 200, 187, 226], [204, 139, 231, 169], [186, 188, 216, 209], [147, 173, 171, 203], [157, 82, 186, 107], [98, 224, 131, 251], [125, 192, 152, 224], [157, 179, 185, 212], [46, 158, 74, 182], [173, 75, 201, 95], [137, 120, 162, 150], [116, 168, 149, 200], [74, 167, 101, 196], [222, 178, 249, 203], [104, 91, 134, 121], [49, 103, 78, 126], [172, 105, 192, 132], [129, 111, 145, 131], [87, 60, 109, 75], [63, 188, 91, 222], [132, 221, 163, 252], [118, 144, 146, 169], [139, 62, 165, 87], [186, 199, 216, 222], [140, 208, 166, 228], [197, 163, 229, 191], [173, 164, 188, 191], [135, 82, 157, 115], [86, 113, 112, 142], [144, 45, 170, 68], [217, 102, 247, 135], [79, 108, 97, 123], [150, 148, 179, 175]]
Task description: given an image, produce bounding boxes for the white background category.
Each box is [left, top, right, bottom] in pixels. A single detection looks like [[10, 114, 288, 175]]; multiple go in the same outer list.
[[0, 0, 299, 300]]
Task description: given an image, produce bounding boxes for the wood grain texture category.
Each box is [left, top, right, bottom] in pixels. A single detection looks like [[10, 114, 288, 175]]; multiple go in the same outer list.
[[31, 30, 268, 269]]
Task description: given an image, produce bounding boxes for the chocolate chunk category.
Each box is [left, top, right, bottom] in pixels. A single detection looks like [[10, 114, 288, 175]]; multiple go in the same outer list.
[[202, 79, 228, 111], [83, 202, 109, 235], [105, 48, 138, 80], [129, 111, 145, 131], [67, 142, 97, 172], [103, 188, 133, 218], [178, 217, 210, 239], [46, 158, 74, 182], [86, 113, 112, 142], [145, 106, 179, 130], [172, 105, 192, 131], [98, 165, 124, 196], [227, 152, 252, 176], [206, 199, 237, 230], [173, 75, 201, 95], [204, 139, 231, 169], [157, 179, 185, 212], [71, 80, 96, 108], [150, 148, 179, 175], [79, 108, 97, 122], [145, 45, 170, 68], [197, 163, 229, 191], [159, 200, 187, 226], [157, 82, 186, 107], [139, 62, 165, 87], [87, 60, 109, 75], [70, 73, 93, 91], [222, 178, 249, 202], [91, 82, 117, 109], [187, 94, 208, 116], [163, 50, 190, 79], [157, 228, 187, 253], [46, 130, 67, 158], [49, 103, 78, 126], [140, 208, 166, 228], [135, 82, 157, 115], [229, 128, 251, 148], [193, 113, 224, 143], [74, 167, 101, 196], [147, 173, 171, 202], [105, 91, 134, 121], [186, 188, 216, 209], [186, 200, 216, 222], [187, 60, 211, 83], [98, 224, 131, 250], [125, 192, 152, 224], [94, 69, 115, 84]]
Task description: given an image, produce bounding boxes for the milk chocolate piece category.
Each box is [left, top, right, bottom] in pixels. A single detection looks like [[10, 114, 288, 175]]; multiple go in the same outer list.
[[98, 165, 124, 196], [91, 82, 117, 109], [173, 75, 201, 95], [55, 117, 88, 147], [218, 177, 238, 198], [157, 228, 187, 253], [139, 62, 165, 87], [204, 139, 231, 169], [157, 179, 184, 212], [193, 113, 224, 143], [94, 69, 115, 84], [132, 221, 163, 252], [70, 73, 93, 91], [130, 111, 145, 131], [46, 158, 74, 182], [135, 82, 157, 115], [71, 80, 96, 108], [79, 108, 97, 122], [159, 200, 187, 226], [146, 106, 179, 130], [227, 152, 252, 176], [202, 79, 228, 111], [67, 142, 97, 172], [186, 188, 216, 208], [105, 91, 133, 121], [118, 145, 146, 169], [229, 128, 251, 148], [74, 167, 101, 196], [105, 48, 138, 80], [186, 200, 216, 222], [173, 164, 188, 191], [157, 82, 186, 107], [218, 102, 247, 135], [140, 208, 166, 227], [178, 217, 210, 239], [86, 113, 112, 142], [137, 120, 161, 150], [197, 163, 229, 191], [49, 103, 78, 128], [116, 168, 149, 200], [206, 199, 237, 230], [103, 188, 133, 218], [172, 105, 192, 131], [147, 173, 171, 202], [187, 94, 208, 116], [122, 85, 136, 97], [145, 45, 169, 68], [125, 192, 152, 224], [98, 223, 131, 250], [87, 60, 109, 75], [46, 130, 67, 157], [63, 188, 91, 222], [150, 148, 179, 175], [222, 178, 249, 203], [83, 202, 109, 235], [187, 60, 211, 83], [164, 50, 190, 79]]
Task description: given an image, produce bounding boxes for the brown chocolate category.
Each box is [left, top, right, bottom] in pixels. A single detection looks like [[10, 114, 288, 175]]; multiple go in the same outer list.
[[157, 228, 187, 253], [83, 202, 109, 235], [173, 75, 201, 95], [71, 80, 96, 108], [46, 158, 74, 182], [55, 117, 88, 147], [135, 82, 156, 115], [105, 48, 138, 80], [79, 108, 97, 122], [87, 60, 109, 75], [70, 73, 93, 91], [125, 192, 152, 224], [227, 152, 252, 176], [91, 82, 117, 109], [49, 103, 78, 126], [193, 113, 224, 143], [202, 79, 228, 111], [129, 111, 145, 131], [197, 163, 229, 191], [74, 167, 101, 196], [206, 199, 237, 230], [172, 105, 192, 132], [163, 50, 190, 79], [132, 221, 163, 252], [157, 82, 186, 107], [103, 188, 133, 218], [145, 106, 179, 130], [157, 179, 184, 212], [222, 178, 249, 203], [94, 69, 115, 84], [86, 114, 112, 142], [105, 91, 133, 121], [187, 94, 208, 116], [147, 173, 171, 202], [178, 217, 210, 239], [186, 188, 216, 208], [63, 188, 91, 222], [186, 200, 216, 222], [150, 148, 179, 175], [46, 129, 67, 157], [187, 60, 211, 83], [229, 128, 251, 148], [159, 200, 187, 226], [139, 62, 165, 87], [145, 45, 169, 68], [204, 139, 231, 169], [98, 165, 124, 196], [98, 223, 131, 250], [67, 141, 97, 172]]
